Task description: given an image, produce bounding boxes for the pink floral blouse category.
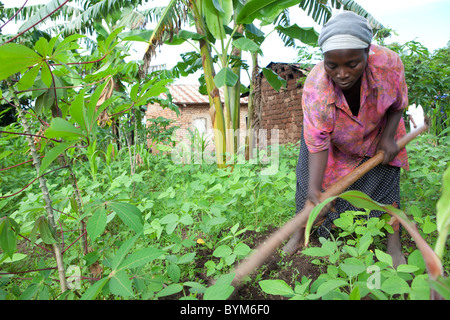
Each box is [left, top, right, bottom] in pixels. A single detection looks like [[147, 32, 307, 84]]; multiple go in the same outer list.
[[302, 44, 409, 190]]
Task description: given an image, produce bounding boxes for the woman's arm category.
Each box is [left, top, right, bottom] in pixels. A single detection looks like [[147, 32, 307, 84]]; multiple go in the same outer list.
[[307, 149, 329, 205], [377, 108, 403, 164]]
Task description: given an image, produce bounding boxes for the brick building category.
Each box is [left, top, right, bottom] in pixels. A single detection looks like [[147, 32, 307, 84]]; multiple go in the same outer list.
[[146, 84, 248, 149], [251, 62, 307, 145], [146, 63, 307, 152]]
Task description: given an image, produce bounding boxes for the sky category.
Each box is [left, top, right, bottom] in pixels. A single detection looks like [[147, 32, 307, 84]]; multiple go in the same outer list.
[[2, 0, 450, 85]]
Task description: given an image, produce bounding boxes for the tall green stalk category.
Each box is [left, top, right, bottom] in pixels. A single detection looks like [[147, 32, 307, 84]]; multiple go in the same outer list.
[[191, 0, 227, 167]]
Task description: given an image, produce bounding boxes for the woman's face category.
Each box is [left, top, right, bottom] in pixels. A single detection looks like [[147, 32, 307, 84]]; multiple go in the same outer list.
[[323, 48, 369, 91]]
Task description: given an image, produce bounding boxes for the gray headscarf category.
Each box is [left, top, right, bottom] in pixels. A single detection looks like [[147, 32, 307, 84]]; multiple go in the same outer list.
[[318, 11, 373, 53]]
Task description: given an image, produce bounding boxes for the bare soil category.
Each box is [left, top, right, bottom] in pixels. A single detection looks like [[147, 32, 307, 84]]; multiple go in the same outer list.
[[193, 228, 324, 300]]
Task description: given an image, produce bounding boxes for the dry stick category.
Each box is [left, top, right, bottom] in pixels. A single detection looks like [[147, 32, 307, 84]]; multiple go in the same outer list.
[[231, 123, 429, 286]]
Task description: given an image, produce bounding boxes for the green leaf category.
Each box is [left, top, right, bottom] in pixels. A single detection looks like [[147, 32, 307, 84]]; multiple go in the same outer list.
[[109, 270, 133, 297], [0, 43, 41, 80], [53, 34, 86, 57], [86, 81, 109, 130], [410, 275, 430, 300], [18, 0, 68, 33], [34, 37, 50, 58], [340, 258, 366, 278], [45, 117, 86, 140], [39, 140, 77, 176], [39, 218, 56, 244], [357, 232, 373, 255], [0, 253, 27, 264], [203, 273, 235, 300], [86, 207, 107, 241], [17, 65, 41, 91], [435, 166, 450, 257], [275, 24, 319, 46], [119, 29, 154, 42], [232, 37, 262, 54], [69, 89, 87, 132], [177, 252, 196, 264], [349, 286, 361, 300], [236, 0, 279, 24], [262, 67, 287, 92], [179, 213, 193, 225], [375, 249, 393, 267], [407, 249, 426, 272], [119, 247, 164, 270], [34, 89, 55, 116], [0, 217, 17, 258], [163, 29, 205, 45], [234, 242, 251, 256], [18, 283, 39, 300], [202, 0, 232, 40], [107, 201, 143, 234], [167, 263, 181, 282], [301, 246, 331, 257], [396, 264, 420, 273], [213, 245, 232, 258], [30, 216, 56, 245], [259, 279, 294, 297], [214, 67, 238, 88], [40, 62, 53, 87], [111, 233, 141, 270], [381, 277, 410, 295], [155, 283, 183, 298], [80, 278, 109, 300], [308, 279, 348, 299]]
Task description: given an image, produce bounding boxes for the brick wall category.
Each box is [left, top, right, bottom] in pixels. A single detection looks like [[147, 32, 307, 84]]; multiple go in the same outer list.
[[146, 102, 248, 151], [252, 63, 305, 145]]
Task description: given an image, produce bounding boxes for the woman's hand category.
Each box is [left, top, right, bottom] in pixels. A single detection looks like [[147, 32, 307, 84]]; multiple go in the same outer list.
[[377, 136, 400, 164], [377, 108, 403, 164]]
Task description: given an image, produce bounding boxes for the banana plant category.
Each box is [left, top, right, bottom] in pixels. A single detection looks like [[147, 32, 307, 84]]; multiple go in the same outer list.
[[140, 0, 325, 167]]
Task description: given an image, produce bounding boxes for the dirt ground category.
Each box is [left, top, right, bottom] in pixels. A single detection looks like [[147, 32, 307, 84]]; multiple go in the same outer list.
[[193, 228, 324, 300]]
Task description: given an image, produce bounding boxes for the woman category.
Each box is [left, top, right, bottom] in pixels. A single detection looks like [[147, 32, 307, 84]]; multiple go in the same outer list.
[[285, 11, 409, 267]]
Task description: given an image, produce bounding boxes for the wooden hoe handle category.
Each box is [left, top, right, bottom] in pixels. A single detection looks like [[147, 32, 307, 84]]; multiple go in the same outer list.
[[231, 124, 429, 285]]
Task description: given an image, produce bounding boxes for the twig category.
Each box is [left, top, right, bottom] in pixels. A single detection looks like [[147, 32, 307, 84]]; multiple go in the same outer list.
[[3, 0, 70, 45], [0, 0, 29, 31], [14, 78, 106, 94], [0, 159, 33, 171], [0, 165, 69, 199], [0, 130, 62, 143]]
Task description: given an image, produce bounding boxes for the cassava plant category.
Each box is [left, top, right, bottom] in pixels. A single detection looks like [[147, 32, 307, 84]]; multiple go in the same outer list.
[[0, 6, 175, 296]]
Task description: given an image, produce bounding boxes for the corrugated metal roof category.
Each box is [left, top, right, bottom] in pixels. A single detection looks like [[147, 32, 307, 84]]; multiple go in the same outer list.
[[162, 84, 248, 105]]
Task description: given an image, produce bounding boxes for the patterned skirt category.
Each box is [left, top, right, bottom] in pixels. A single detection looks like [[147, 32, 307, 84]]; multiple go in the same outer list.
[[295, 130, 400, 238]]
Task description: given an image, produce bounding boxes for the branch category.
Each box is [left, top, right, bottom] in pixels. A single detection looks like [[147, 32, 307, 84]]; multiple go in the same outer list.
[[62, 230, 87, 254], [17, 233, 53, 253], [0, 0, 29, 31], [0, 130, 62, 143], [0, 159, 33, 171], [49, 52, 109, 66], [3, 0, 70, 45], [0, 165, 69, 199], [14, 78, 106, 94]]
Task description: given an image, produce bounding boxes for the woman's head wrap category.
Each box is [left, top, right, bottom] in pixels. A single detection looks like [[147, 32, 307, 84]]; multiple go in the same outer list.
[[318, 11, 373, 53]]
